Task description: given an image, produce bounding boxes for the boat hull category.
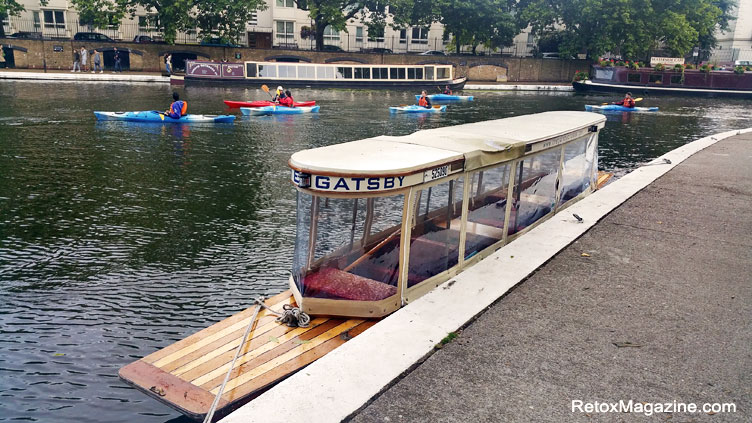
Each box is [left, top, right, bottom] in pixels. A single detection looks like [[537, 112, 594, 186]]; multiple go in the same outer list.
[[585, 104, 659, 112], [94, 111, 235, 123], [414, 94, 474, 101], [240, 105, 320, 116], [573, 79, 752, 98], [390, 105, 447, 113], [224, 100, 316, 108]]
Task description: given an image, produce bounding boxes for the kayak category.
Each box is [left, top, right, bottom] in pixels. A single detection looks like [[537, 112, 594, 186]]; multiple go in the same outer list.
[[390, 105, 447, 113], [585, 105, 659, 112], [224, 100, 316, 108], [94, 111, 235, 123], [414, 94, 474, 101], [240, 105, 320, 116]]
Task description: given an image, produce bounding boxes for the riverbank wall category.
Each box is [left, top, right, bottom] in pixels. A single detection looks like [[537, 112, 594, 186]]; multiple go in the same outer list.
[[0, 38, 588, 83]]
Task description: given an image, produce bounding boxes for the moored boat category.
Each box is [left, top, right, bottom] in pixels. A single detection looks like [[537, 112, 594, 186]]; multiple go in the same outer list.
[[574, 65, 752, 98], [224, 100, 316, 108], [119, 111, 607, 420], [240, 105, 320, 116], [585, 104, 659, 112], [414, 94, 474, 101], [94, 111, 235, 123], [185, 60, 467, 90], [389, 105, 447, 113]]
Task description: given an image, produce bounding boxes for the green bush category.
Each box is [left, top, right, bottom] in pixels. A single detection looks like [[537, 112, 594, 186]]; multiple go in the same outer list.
[[700, 64, 711, 73], [628, 62, 640, 70], [573, 70, 589, 81], [653, 63, 666, 71], [615, 60, 625, 66], [685, 64, 695, 70], [673, 64, 684, 71], [734, 66, 746, 74]]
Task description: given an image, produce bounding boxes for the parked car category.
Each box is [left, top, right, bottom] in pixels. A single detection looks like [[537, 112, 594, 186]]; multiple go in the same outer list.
[[364, 47, 392, 54], [7, 32, 43, 39], [541, 52, 561, 59], [133, 35, 164, 44], [200, 37, 242, 48], [418, 50, 446, 56], [322, 45, 344, 52], [73, 32, 115, 42]]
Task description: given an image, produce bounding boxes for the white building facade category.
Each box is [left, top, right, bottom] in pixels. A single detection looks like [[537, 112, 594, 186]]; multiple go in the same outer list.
[[711, 0, 752, 63], [2, 0, 535, 56]]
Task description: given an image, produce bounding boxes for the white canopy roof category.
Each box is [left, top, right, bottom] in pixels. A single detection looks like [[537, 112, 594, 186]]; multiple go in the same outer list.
[[289, 111, 605, 176]]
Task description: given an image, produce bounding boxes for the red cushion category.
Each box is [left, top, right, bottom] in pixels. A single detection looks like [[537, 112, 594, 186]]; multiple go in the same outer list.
[[303, 267, 397, 301]]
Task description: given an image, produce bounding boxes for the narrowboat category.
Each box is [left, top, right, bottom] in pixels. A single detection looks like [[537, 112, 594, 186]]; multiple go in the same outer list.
[[181, 60, 467, 90], [574, 65, 752, 98], [119, 111, 608, 421]]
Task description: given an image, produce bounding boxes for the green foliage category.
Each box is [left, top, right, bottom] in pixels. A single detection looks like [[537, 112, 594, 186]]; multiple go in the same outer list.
[[69, 0, 266, 44], [733, 66, 745, 74], [629, 61, 640, 70], [653, 63, 665, 71], [573, 70, 589, 81], [517, 0, 735, 59], [295, 0, 391, 50], [700, 64, 711, 73], [673, 63, 684, 71], [1, 0, 48, 37]]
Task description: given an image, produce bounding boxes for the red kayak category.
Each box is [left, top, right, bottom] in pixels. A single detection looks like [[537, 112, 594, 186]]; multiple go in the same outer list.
[[224, 100, 316, 108]]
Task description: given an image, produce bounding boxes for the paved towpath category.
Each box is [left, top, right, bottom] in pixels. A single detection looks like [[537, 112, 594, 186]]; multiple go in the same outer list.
[[350, 133, 752, 422]]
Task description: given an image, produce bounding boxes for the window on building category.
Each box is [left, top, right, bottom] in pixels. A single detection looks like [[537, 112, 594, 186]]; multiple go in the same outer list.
[[276, 0, 295, 7], [411, 27, 428, 44], [43, 10, 66, 30], [33, 12, 41, 30], [367, 26, 384, 42], [138, 15, 158, 31], [356, 26, 363, 43], [249, 12, 258, 25], [276, 21, 294, 40], [527, 32, 535, 46], [323, 26, 339, 41], [399, 29, 407, 44]]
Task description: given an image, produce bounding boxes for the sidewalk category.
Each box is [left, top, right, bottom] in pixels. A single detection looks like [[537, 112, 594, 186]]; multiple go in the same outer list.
[[350, 132, 752, 422], [0, 68, 169, 83]]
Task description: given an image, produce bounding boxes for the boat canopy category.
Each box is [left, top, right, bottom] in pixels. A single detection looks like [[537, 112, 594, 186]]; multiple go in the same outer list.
[[290, 111, 605, 192], [289, 111, 605, 317]]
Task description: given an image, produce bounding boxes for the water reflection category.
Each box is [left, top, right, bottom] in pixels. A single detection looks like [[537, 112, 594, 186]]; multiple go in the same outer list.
[[0, 81, 750, 422]]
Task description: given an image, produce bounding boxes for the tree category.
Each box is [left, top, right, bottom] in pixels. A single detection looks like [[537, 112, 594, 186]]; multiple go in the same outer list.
[[517, 0, 735, 60], [69, 0, 267, 44], [0, 0, 36, 38], [296, 0, 391, 51]]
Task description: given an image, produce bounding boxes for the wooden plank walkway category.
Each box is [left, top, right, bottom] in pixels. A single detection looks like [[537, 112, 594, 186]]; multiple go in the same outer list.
[[119, 291, 377, 421]]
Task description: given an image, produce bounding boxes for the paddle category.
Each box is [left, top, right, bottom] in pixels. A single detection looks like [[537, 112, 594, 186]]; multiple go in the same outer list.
[[261, 84, 274, 100], [602, 97, 643, 105]]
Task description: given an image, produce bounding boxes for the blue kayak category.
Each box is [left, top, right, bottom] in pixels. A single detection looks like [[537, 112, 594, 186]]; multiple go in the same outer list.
[[390, 105, 447, 113], [94, 111, 235, 123], [585, 105, 659, 112], [415, 94, 474, 101], [240, 105, 320, 116]]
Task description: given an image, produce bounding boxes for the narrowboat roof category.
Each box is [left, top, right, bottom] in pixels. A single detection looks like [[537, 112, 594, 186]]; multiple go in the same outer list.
[[289, 111, 605, 176]]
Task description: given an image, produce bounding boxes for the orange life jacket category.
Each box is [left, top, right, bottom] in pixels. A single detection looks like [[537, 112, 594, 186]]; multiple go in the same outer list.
[[418, 96, 429, 107], [621, 97, 635, 108]]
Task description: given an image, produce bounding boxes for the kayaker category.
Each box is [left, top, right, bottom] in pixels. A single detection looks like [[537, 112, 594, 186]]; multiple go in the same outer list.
[[614, 92, 635, 108], [278, 90, 295, 107], [272, 86, 285, 102], [165, 92, 188, 119], [442, 85, 452, 95], [418, 91, 432, 108]]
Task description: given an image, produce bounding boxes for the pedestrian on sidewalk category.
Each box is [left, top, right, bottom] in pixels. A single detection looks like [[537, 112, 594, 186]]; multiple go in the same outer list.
[[72, 49, 81, 72], [113, 47, 122, 73], [93, 49, 102, 73], [164, 53, 172, 75], [80, 47, 88, 73]]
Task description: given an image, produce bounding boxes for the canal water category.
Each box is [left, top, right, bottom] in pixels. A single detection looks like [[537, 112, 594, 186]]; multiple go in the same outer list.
[[0, 81, 749, 422]]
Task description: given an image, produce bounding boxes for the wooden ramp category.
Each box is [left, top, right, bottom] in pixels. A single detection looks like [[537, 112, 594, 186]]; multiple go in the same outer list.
[[119, 291, 376, 421]]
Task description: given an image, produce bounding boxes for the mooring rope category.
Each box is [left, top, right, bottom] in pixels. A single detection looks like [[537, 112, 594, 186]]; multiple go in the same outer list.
[[202, 296, 310, 423]]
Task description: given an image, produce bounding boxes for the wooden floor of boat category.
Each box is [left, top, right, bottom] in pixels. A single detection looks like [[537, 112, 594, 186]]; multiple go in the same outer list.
[[119, 291, 377, 421]]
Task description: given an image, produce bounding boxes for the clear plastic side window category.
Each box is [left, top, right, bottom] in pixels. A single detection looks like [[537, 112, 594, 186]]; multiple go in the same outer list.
[[559, 136, 590, 205], [464, 164, 511, 259], [509, 149, 561, 235], [292, 193, 404, 301], [407, 177, 464, 287]]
